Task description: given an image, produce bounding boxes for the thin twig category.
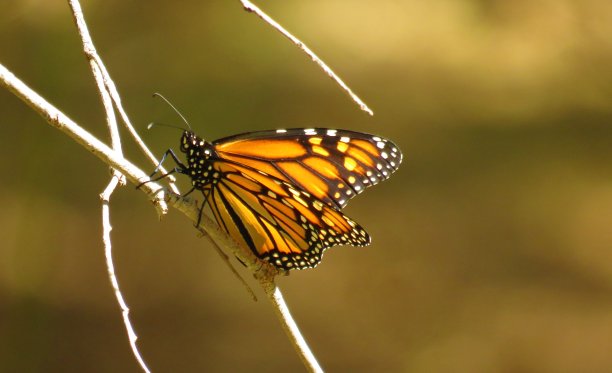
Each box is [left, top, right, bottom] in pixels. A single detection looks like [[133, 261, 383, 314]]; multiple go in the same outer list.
[[72, 0, 244, 301], [240, 0, 373, 116], [6, 1, 351, 365], [1, 58, 319, 372], [257, 275, 323, 373], [66, 1, 149, 370], [0, 63, 166, 213], [67, 0, 122, 156], [0, 63, 272, 277], [3, 56, 272, 286], [101, 177, 152, 373], [1, 56, 272, 267], [67, 0, 179, 194]]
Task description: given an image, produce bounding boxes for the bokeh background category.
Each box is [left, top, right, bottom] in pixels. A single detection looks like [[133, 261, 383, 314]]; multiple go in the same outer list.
[[2, 0, 612, 372]]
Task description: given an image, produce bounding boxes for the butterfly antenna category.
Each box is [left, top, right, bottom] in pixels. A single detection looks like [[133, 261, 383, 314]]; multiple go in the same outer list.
[[147, 122, 186, 131], [152, 92, 192, 130]]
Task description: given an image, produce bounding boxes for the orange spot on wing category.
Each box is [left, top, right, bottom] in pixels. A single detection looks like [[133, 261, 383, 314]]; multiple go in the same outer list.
[[312, 145, 330, 157], [262, 219, 292, 254], [337, 141, 349, 153], [321, 215, 335, 227], [303, 157, 340, 180], [220, 185, 267, 244], [323, 208, 352, 232], [218, 154, 287, 181], [230, 164, 287, 196], [262, 195, 295, 221], [226, 181, 275, 223], [217, 139, 306, 159], [344, 157, 357, 171], [212, 186, 257, 253], [277, 219, 308, 252], [351, 139, 378, 156], [346, 146, 374, 168], [281, 230, 307, 252], [278, 162, 329, 200], [226, 173, 260, 192], [288, 198, 320, 225]]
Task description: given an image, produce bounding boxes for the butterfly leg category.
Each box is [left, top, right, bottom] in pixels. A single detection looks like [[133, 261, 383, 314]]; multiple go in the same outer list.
[[194, 188, 212, 228], [151, 149, 187, 177], [136, 149, 187, 189]]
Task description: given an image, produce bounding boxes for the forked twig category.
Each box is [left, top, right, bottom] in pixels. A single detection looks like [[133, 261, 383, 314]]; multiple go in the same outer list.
[[240, 0, 374, 116], [0, 65, 159, 197], [67, 0, 179, 194], [3, 2, 373, 371], [67, 2, 150, 370], [1, 63, 323, 371]]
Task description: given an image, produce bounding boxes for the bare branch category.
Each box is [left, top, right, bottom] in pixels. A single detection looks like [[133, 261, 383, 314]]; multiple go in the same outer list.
[[6, 2, 356, 367], [100, 177, 151, 373], [0, 63, 166, 213], [0, 61, 280, 276], [66, 1, 150, 370], [240, 0, 374, 116], [1, 59, 323, 372], [257, 274, 323, 373], [67, 0, 179, 194], [68, 0, 122, 154]]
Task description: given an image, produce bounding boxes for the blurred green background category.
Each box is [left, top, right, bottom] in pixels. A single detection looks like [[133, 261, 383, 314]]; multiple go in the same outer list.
[[2, 0, 612, 372]]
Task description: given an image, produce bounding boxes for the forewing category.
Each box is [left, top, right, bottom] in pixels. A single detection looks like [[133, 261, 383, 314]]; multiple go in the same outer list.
[[213, 128, 402, 209]]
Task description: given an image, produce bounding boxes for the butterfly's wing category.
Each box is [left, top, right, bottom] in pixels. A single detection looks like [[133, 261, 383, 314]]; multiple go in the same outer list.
[[213, 128, 402, 209], [201, 159, 370, 270]]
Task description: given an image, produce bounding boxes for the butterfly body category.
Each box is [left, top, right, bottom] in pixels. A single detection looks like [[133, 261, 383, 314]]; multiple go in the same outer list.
[[167, 128, 401, 270]]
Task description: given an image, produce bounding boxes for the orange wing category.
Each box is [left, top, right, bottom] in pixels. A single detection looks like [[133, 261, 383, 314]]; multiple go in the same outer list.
[[213, 128, 402, 209], [201, 160, 370, 270]]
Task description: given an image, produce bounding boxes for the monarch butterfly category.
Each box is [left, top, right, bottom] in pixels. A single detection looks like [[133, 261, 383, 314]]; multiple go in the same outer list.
[[154, 128, 402, 270]]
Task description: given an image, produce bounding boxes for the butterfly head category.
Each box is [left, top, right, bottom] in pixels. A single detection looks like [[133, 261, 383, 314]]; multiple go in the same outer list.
[[180, 131, 214, 156], [179, 131, 218, 184]]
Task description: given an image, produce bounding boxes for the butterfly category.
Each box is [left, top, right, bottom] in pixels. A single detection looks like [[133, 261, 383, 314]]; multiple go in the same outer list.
[[153, 128, 402, 270]]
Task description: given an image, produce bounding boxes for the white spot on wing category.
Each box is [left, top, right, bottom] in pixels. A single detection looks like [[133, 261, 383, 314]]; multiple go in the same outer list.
[[326, 129, 337, 136], [276, 129, 287, 133]]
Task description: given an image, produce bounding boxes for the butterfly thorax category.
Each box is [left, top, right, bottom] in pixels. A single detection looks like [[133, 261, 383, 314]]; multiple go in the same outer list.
[[179, 131, 219, 188]]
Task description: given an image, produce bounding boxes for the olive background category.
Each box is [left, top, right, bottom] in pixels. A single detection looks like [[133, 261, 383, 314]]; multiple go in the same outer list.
[[1, 1, 612, 372]]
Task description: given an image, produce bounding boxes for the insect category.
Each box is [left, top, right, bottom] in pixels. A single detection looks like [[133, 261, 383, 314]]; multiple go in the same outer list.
[[152, 127, 402, 270]]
